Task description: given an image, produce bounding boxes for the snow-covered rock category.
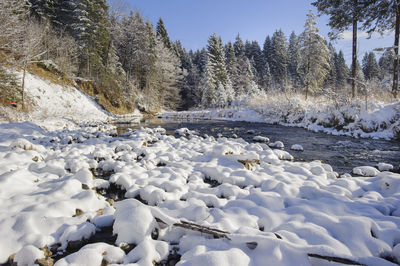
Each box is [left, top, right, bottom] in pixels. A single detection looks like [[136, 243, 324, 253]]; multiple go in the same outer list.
[[253, 136, 269, 143], [1, 121, 400, 265], [268, 141, 284, 149], [113, 199, 157, 245], [377, 162, 394, 172], [290, 144, 304, 151], [352, 166, 380, 177], [14, 245, 44, 266], [54, 243, 125, 266]]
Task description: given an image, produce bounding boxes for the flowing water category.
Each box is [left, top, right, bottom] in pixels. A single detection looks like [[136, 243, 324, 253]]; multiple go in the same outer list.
[[116, 118, 400, 174]]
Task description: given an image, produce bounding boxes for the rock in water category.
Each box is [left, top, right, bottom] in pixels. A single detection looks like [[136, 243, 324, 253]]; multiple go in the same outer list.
[[290, 144, 304, 151]]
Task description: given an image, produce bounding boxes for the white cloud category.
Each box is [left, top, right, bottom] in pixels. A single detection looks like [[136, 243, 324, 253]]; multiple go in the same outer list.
[[338, 30, 394, 40]]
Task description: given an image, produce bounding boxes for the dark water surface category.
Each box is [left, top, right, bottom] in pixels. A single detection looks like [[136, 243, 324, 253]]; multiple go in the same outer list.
[[116, 118, 400, 174]]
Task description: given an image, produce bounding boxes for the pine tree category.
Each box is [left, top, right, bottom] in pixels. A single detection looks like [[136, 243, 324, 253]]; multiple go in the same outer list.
[[156, 18, 172, 50], [263, 35, 272, 70], [225, 42, 238, 78], [361, 0, 400, 98], [350, 59, 366, 93], [298, 10, 331, 99], [312, 0, 367, 98], [335, 50, 349, 89], [202, 33, 232, 107], [270, 29, 288, 89], [379, 49, 394, 77], [151, 38, 183, 110], [325, 43, 337, 89], [247, 41, 265, 85], [362, 52, 380, 80], [231, 35, 259, 97], [287, 31, 300, 88], [233, 34, 245, 58]]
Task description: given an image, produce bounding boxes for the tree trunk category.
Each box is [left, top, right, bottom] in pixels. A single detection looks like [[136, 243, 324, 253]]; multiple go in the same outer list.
[[21, 61, 27, 110], [305, 86, 309, 100], [351, 0, 358, 99], [393, 0, 400, 99]]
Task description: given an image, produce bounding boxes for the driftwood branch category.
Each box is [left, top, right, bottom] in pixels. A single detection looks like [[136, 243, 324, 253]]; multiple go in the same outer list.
[[155, 218, 231, 240], [308, 253, 364, 265], [173, 220, 231, 240], [155, 217, 365, 265]]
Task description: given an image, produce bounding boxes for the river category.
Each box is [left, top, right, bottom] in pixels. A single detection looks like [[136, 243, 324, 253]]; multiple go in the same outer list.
[[115, 118, 400, 174]]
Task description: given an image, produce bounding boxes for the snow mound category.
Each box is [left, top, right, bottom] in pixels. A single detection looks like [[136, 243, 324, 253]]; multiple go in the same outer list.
[[290, 144, 304, 151], [377, 162, 394, 172], [253, 136, 269, 143], [1, 121, 400, 265], [14, 245, 44, 266], [54, 243, 125, 266], [352, 166, 380, 177], [269, 141, 284, 149]]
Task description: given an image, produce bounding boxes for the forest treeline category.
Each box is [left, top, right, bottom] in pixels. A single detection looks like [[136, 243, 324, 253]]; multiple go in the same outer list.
[[0, 0, 399, 113]]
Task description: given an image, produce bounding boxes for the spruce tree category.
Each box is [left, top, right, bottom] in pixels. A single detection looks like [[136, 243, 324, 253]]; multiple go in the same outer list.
[[248, 41, 265, 85], [270, 29, 288, 89], [379, 49, 394, 76], [202, 33, 233, 107], [335, 50, 349, 89], [362, 52, 380, 80], [287, 31, 300, 89], [298, 10, 331, 99], [312, 0, 367, 98], [263, 35, 272, 70], [156, 18, 172, 50], [233, 34, 245, 58], [325, 43, 337, 89], [361, 0, 400, 98]]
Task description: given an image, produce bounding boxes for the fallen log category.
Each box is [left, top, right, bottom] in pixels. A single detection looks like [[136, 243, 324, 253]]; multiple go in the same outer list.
[[308, 253, 364, 265]]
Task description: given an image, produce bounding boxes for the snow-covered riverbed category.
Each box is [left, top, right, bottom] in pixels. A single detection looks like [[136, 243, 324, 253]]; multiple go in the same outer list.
[[1, 122, 400, 265]]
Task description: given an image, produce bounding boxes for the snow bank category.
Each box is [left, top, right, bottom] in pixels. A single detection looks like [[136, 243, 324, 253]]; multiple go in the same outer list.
[[0, 121, 400, 265], [0, 71, 117, 130], [161, 99, 400, 140]]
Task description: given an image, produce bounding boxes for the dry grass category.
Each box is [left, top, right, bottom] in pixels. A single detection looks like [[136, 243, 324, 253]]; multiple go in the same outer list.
[[27, 63, 74, 87], [75, 79, 135, 115]]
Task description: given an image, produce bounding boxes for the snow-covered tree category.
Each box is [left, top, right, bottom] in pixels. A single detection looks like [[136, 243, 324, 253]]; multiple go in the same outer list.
[[151, 38, 183, 110], [350, 59, 366, 93], [312, 0, 367, 98], [324, 43, 337, 89], [287, 31, 301, 89], [263, 35, 273, 71], [201, 33, 233, 107], [379, 49, 394, 76], [361, 0, 400, 98], [362, 52, 380, 81], [270, 29, 288, 89], [246, 41, 265, 86], [298, 10, 331, 99], [0, 0, 28, 52], [335, 50, 349, 89], [156, 18, 172, 50]]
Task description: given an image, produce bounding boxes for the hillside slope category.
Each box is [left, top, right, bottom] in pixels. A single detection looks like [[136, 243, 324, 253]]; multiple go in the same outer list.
[[0, 71, 113, 130]]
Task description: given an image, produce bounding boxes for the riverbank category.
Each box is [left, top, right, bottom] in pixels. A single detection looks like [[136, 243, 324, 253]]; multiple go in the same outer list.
[[161, 99, 400, 140], [0, 121, 399, 265]]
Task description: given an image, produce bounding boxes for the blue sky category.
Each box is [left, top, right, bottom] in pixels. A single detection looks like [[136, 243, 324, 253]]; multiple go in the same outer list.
[[125, 0, 394, 64]]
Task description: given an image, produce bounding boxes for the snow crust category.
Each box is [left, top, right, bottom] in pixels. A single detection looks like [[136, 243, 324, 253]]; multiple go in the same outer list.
[[0, 121, 399, 265]]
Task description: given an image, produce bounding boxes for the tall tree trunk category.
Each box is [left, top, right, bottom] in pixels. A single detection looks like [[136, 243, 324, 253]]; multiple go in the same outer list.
[[351, 0, 358, 99], [393, 0, 400, 99], [305, 85, 309, 100], [21, 61, 27, 110]]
